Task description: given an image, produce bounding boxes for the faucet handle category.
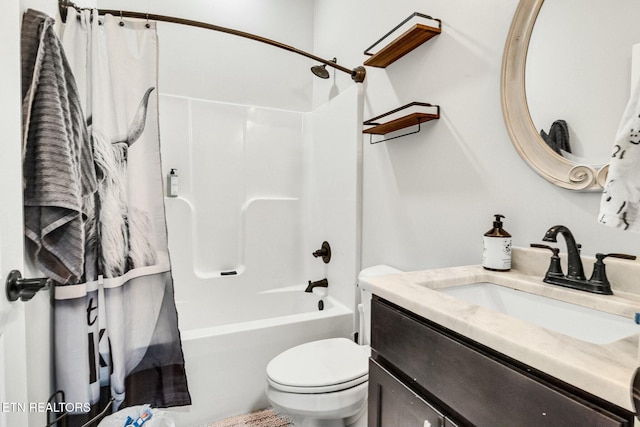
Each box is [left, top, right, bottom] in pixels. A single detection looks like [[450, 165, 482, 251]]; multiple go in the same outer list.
[[596, 253, 637, 262], [588, 253, 636, 295], [530, 244, 564, 279], [530, 243, 559, 256]]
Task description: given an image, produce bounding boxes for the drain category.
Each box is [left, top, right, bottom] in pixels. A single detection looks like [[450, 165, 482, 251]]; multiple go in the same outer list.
[[318, 300, 324, 311]]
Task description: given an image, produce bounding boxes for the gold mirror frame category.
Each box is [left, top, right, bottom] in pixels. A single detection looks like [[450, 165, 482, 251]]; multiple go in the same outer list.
[[501, 0, 608, 191]]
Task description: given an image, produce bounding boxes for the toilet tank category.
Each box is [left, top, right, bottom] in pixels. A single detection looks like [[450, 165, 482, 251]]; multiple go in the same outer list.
[[357, 265, 402, 345]]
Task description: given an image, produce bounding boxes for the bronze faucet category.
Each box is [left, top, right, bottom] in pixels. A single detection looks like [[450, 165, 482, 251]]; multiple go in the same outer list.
[[537, 225, 636, 295], [542, 225, 586, 281]]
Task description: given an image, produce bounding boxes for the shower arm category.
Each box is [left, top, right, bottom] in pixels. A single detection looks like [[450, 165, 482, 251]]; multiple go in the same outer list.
[[58, 1, 366, 83]]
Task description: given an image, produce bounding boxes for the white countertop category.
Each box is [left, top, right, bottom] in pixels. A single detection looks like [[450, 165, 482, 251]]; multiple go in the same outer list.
[[359, 248, 640, 412]]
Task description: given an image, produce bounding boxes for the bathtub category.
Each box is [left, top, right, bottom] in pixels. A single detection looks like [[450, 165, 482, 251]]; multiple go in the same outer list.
[[168, 285, 353, 427]]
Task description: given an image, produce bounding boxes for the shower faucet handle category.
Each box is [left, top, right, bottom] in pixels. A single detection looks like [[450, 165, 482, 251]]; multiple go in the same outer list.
[[312, 241, 331, 264]]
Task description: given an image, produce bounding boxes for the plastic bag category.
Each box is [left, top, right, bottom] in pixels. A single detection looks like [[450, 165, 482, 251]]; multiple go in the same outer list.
[[97, 404, 175, 427]]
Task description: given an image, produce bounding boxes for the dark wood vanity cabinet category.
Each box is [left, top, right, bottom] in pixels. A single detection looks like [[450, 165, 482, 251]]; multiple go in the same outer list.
[[369, 296, 635, 427], [369, 358, 458, 427]]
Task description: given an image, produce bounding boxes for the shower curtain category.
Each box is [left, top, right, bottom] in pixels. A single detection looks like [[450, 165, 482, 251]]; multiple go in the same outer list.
[[52, 8, 190, 424]]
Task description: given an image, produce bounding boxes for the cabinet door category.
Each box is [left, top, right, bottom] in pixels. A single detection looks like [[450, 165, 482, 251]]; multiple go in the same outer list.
[[369, 359, 446, 427]]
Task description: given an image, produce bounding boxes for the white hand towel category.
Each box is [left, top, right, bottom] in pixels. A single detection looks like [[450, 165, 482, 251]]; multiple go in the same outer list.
[[599, 74, 640, 232]]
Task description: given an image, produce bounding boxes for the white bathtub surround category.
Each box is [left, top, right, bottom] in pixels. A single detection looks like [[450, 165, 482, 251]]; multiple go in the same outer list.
[[159, 84, 362, 312], [158, 86, 362, 424], [159, 96, 306, 278], [359, 246, 640, 412]]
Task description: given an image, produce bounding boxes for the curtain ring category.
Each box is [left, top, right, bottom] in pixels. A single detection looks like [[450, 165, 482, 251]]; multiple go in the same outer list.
[[119, 10, 124, 26], [145, 14, 150, 28]]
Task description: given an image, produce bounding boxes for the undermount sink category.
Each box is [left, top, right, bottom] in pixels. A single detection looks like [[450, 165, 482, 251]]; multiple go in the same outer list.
[[439, 282, 639, 345]]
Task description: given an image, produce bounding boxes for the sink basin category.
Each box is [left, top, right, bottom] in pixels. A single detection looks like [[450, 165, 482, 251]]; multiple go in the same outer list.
[[439, 282, 639, 344]]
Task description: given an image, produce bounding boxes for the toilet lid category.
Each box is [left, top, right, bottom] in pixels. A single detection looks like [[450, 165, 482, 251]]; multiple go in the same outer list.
[[267, 338, 370, 393]]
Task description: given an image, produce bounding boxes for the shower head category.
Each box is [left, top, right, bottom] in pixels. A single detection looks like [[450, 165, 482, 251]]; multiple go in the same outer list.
[[311, 64, 330, 79], [311, 58, 337, 79]]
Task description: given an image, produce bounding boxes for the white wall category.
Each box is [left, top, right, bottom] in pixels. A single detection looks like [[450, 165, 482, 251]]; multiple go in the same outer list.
[[314, 0, 640, 273]]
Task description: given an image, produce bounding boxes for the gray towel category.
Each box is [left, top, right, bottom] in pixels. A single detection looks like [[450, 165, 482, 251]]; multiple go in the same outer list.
[[21, 9, 97, 285], [540, 119, 571, 155]]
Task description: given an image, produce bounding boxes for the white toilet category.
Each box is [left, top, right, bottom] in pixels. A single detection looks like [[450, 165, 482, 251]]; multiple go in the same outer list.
[[265, 265, 401, 427]]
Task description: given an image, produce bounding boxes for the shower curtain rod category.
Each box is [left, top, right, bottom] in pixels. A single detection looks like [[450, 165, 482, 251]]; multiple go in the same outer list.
[[57, 1, 366, 83]]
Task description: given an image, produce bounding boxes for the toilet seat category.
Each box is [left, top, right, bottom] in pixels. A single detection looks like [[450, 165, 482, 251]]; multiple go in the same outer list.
[[266, 338, 370, 394]]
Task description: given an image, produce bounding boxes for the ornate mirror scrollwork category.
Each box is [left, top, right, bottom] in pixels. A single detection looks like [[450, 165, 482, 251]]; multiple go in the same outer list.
[[501, 0, 608, 191]]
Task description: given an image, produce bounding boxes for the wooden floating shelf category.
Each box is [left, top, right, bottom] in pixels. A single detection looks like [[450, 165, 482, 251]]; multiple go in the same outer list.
[[363, 102, 440, 136], [364, 12, 441, 68]]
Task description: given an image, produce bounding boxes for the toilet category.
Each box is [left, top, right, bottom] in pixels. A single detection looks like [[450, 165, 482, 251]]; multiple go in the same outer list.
[[265, 265, 401, 427]]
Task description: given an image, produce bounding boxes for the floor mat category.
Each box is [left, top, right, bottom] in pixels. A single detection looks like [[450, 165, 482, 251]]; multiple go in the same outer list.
[[208, 408, 294, 427]]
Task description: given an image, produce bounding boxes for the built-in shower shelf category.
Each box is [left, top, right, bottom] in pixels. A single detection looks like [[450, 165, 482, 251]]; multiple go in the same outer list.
[[364, 12, 441, 68], [363, 102, 440, 143]]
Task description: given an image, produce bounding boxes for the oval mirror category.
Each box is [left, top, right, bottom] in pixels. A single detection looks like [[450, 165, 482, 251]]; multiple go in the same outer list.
[[501, 0, 611, 191]]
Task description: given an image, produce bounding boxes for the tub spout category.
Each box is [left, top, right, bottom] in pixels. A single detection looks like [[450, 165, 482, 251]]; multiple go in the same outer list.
[[305, 278, 328, 293]]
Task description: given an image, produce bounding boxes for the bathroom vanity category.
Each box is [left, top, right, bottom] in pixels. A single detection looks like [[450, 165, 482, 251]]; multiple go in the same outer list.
[[369, 296, 632, 426], [363, 248, 640, 426]]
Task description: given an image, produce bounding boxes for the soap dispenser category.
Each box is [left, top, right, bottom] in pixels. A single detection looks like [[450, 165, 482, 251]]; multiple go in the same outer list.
[[483, 214, 512, 271], [167, 168, 179, 197]]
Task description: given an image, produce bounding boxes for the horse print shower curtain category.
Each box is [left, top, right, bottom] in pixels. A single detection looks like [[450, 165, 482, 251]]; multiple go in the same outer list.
[[54, 8, 191, 424]]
